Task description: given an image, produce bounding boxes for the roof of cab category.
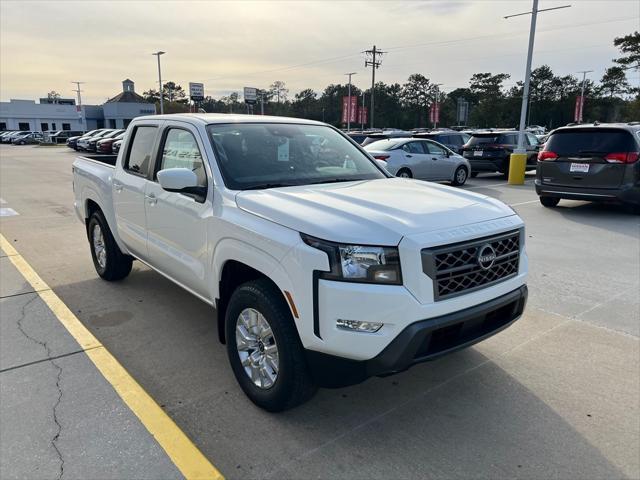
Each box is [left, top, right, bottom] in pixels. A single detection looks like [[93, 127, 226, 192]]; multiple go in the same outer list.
[[131, 113, 326, 126]]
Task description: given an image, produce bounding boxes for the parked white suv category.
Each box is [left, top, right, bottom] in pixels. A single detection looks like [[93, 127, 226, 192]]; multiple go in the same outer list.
[[72, 114, 528, 411]]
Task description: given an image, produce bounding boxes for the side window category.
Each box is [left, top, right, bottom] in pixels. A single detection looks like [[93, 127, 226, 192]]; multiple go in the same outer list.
[[526, 133, 539, 146], [402, 141, 426, 154], [443, 135, 456, 147], [158, 128, 206, 187], [426, 141, 447, 155], [125, 126, 157, 176]]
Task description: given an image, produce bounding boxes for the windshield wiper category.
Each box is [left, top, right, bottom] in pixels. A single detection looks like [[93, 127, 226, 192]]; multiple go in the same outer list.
[[305, 178, 364, 185]]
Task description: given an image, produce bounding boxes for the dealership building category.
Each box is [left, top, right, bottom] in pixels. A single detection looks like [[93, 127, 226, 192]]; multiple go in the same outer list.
[[0, 79, 155, 132]]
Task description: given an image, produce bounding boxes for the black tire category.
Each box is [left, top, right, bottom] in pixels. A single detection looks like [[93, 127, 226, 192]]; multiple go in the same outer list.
[[539, 196, 560, 208], [397, 168, 412, 178], [87, 210, 133, 281], [225, 279, 317, 412], [470, 172, 479, 178], [451, 166, 468, 186]]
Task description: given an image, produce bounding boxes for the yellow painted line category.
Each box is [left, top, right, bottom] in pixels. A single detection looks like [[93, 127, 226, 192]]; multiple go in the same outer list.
[[0, 234, 224, 480]]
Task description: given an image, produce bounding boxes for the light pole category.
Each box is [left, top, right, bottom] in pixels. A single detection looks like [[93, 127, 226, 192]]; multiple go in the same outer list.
[[505, 1, 571, 184], [361, 91, 365, 131], [71, 81, 85, 130], [432, 83, 443, 129], [577, 70, 593, 123], [152, 51, 165, 114], [345, 72, 357, 132]]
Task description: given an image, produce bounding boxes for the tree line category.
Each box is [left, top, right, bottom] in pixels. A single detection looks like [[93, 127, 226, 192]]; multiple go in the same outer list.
[[142, 31, 639, 129]]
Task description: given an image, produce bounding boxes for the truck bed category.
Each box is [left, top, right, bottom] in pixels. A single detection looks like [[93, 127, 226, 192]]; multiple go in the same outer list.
[[78, 154, 118, 167]]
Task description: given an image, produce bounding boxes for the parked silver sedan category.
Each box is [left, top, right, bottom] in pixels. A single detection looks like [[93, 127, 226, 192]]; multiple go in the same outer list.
[[364, 138, 472, 186]]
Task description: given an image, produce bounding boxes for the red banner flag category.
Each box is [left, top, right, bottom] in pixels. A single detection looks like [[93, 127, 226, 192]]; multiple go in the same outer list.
[[429, 103, 440, 124], [358, 106, 368, 125], [574, 95, 584, 122], [342, 96, 358, 124]]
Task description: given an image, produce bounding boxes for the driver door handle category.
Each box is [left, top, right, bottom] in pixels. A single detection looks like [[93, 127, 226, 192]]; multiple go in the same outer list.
[[145, 193, 157, 205], [405, 154, 413, 158], [432, 157, 438, 161], [113, 182, 123, 193]]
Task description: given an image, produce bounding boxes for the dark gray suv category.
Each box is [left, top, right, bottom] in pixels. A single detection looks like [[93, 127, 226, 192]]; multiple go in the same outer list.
[[535, 123, 640, 209]]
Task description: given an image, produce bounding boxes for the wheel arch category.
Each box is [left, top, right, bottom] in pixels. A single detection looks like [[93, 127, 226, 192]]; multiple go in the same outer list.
[[213, 240, 298, 345]]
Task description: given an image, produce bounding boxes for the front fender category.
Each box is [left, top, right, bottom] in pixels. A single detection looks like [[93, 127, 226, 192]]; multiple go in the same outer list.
[[211, 238, 296, 306]]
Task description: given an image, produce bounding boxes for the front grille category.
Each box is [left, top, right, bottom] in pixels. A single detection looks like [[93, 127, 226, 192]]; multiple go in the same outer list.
[[422, 229, 521, 301]]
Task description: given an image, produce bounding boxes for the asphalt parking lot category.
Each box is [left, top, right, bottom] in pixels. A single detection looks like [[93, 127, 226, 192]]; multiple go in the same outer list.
[[1, 145, 638, 480]]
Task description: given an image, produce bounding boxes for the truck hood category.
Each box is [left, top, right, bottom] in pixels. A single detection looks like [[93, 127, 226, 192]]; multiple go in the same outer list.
[[235, 178, 515, 245]]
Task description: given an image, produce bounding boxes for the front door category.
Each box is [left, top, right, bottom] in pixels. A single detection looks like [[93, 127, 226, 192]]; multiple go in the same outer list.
[[144, 125, 211, 298], [112, 124, 160, 258]]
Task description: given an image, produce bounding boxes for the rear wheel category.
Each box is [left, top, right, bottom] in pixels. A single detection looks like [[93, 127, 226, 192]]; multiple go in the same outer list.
[[452, 166, 468, 186], [539, 196, 560, 208], [225, 279, 317, 412], [397, 168, 412, 178], [88, 211, 133, 281]]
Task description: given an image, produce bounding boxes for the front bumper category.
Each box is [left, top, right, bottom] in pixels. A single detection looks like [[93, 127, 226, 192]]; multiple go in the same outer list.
[[535, 180, 640, 206], [306, 285, 527, 387]]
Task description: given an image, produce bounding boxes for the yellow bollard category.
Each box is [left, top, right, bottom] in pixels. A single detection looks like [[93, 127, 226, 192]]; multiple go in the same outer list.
[[508, 153, 527, 185]]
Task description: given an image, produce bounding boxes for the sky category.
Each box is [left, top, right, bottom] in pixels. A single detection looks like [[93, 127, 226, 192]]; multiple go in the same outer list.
[[1, 0, 638, 105]]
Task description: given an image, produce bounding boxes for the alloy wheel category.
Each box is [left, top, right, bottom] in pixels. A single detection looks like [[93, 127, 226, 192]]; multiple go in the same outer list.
[[92, 224, 107, 269], [235, 308, 279, 389]]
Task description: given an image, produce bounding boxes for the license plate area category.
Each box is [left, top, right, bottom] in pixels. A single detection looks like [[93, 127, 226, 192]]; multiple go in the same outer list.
[[473, 150, 483, 157], [570, 162, 589, 173]]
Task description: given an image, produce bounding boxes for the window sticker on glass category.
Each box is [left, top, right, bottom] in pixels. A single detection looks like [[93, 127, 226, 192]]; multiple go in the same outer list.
[[277, 138, 290, 161]]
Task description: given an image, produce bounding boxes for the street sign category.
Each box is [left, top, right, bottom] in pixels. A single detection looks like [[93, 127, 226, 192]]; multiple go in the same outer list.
[[244, 87, 258, 104], [189, 82, 204, 101], [341, 96, 358, 124]]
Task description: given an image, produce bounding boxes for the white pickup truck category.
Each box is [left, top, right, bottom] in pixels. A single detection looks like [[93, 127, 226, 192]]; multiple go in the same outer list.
[[72, 114, 528, 411]]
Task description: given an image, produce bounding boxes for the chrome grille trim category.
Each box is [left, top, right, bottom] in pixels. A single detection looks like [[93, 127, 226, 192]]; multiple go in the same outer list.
[[422, 229, 522, 301]]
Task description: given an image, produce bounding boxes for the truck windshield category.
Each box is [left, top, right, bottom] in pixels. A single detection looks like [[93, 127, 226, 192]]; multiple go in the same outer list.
[[207, 123, 387, 190]]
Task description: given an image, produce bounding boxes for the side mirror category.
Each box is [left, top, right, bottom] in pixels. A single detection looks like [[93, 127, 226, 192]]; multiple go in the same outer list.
[[157, 168, 206, 200]]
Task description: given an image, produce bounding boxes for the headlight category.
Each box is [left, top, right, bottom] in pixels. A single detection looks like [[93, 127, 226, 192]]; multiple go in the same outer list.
[[301, 234, 402, 285]]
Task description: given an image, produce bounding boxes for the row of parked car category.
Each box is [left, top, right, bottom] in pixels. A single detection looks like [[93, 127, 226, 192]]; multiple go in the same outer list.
[[0, 129, 87, 145], [66, 128, 126, 154], [354, 122, 640, 210], [353, 128, 542, 183]]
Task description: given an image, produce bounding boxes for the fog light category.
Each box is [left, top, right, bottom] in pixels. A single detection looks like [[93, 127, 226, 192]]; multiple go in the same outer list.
[[336, 319, 383, 333]]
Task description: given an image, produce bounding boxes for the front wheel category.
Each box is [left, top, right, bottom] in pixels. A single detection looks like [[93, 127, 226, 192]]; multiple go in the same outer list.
[[87, 211, 133, 281], [225, 279, 317, 412], [539, 196, 560, 208], [452, 166, 468, 186]]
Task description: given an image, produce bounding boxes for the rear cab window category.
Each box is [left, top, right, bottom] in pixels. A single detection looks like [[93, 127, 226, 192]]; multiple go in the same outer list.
[[125, 126, 157, 176]]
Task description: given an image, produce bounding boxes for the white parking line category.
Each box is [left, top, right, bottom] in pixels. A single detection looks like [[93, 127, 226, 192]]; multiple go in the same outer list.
[[0, 208, 19, 217], [466, 179, 535, 190], [510, 200, 540, 207]]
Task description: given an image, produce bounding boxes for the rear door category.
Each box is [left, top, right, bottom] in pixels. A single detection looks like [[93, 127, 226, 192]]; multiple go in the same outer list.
[[112, 123, 161, 258], [538, 128, 636, 189], [401, 141, 431, 178]]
